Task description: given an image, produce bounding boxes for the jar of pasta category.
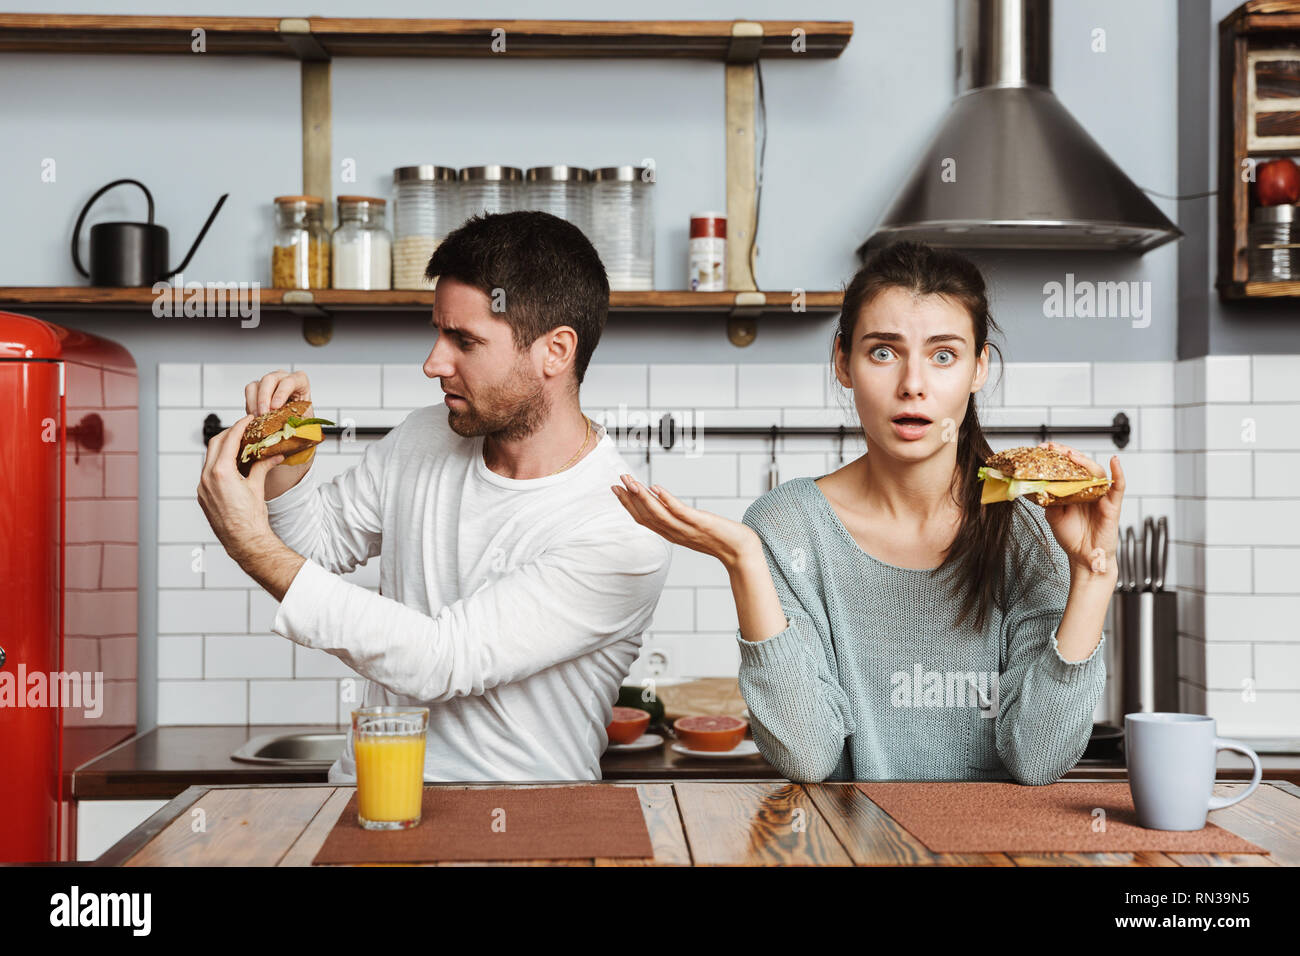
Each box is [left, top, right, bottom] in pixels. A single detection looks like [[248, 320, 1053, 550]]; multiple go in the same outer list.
[[271, 196, 329, 289]]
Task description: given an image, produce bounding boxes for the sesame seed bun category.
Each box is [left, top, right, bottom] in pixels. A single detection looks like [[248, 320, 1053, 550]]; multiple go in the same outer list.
[[982, 445, 1110, 506]]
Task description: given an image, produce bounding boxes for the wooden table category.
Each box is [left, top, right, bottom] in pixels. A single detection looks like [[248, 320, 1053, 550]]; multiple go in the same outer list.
[[96, 778, 1300, 867]]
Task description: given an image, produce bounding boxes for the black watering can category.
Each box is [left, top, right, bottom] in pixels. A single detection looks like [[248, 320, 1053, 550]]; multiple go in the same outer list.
[[72, 179, 229, 287]]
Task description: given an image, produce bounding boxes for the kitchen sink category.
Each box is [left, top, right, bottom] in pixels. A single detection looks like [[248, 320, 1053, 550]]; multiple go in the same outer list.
[[231, 732, 345, 767]]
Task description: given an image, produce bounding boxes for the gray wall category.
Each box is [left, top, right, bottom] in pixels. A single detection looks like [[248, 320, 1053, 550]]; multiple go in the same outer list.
[[2, 0, 1183, 364], [1, 0, 1187, 731], [1178, 0, 1300, 357]]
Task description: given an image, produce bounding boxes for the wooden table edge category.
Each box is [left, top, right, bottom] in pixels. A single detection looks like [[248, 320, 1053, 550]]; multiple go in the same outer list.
[[91, 778, 1300, 867]]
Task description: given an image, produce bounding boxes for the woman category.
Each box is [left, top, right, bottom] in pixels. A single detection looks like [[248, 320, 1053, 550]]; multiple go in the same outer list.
[[610, 241, 1123, 785]]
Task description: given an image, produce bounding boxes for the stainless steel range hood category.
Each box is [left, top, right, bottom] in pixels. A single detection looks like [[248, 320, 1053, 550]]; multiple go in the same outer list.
[[859, 0, 1181, 257]]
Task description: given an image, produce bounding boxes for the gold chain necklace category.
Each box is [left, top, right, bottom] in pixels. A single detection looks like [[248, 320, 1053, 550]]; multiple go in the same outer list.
[[545, 415, 592, 477]]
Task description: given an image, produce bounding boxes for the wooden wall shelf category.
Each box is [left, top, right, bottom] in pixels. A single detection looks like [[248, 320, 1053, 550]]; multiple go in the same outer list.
[[0, 15, 852, 60], [1217, 0, 1300, 300], [0, 287, 844, 318], [3, 14, 852, 343]]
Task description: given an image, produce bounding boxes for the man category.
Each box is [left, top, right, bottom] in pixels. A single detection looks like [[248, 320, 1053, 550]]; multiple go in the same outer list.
[[197, 211, 672, 782]]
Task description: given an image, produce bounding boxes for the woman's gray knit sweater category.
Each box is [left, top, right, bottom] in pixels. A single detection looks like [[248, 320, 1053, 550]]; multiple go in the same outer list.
[[733, 476, 1106, 786]]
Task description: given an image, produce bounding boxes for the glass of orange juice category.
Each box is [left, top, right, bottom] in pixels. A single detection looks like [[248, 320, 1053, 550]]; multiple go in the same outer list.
[[352, 706, 428, 830]]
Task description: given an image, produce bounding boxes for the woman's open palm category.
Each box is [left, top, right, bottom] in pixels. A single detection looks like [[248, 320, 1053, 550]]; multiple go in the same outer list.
[[611, 473, 760, 568]]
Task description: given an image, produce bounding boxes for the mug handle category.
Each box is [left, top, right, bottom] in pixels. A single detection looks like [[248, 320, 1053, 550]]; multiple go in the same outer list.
[[1207, 737, 1262, 811]]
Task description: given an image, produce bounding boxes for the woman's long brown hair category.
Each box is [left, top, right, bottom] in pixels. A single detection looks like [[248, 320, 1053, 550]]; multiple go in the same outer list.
[[833, 241, 1051, 632]]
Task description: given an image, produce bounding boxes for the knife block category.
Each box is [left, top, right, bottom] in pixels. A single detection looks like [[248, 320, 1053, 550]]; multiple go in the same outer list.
[[1116, 590, 1179, 716]]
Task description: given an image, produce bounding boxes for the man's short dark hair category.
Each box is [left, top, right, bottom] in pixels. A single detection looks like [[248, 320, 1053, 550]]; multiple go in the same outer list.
[[424, 211, 609, 387]]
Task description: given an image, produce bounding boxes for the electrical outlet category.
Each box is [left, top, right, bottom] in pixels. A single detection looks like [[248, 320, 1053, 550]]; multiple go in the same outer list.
[[644, 648, 670, 678]]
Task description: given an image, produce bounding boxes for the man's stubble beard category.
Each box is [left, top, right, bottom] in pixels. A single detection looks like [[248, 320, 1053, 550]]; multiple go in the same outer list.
[[445, 368, 551, 443]]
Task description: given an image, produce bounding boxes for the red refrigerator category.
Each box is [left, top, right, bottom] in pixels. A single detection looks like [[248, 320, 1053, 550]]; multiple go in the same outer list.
[[0, 311, 138, 863]]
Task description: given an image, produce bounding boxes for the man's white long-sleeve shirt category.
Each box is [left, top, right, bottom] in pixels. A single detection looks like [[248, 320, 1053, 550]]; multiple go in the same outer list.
[[264, 405, 672, 783]]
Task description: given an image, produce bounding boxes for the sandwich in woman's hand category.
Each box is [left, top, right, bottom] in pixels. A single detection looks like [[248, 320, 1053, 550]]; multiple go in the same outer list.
[[978, 445, 1111, 506], [238, 400, 335, 478]]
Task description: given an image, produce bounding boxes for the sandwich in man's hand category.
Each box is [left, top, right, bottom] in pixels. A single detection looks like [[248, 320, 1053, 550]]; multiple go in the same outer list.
[[977, 445, 1111, 507], [237, 400, 335, 478]]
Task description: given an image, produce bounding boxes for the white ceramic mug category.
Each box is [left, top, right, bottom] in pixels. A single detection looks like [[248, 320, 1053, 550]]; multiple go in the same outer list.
[[1125, 712, 1262, 830]]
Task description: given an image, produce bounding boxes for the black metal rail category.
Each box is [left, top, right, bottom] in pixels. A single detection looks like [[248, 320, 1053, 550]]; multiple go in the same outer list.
[[203, 411, 1130, 450]]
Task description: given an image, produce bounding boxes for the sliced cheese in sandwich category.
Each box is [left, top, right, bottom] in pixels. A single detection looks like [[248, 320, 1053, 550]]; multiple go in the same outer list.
[[977, 466, 1109, 503], [239, 422, 325, 465]]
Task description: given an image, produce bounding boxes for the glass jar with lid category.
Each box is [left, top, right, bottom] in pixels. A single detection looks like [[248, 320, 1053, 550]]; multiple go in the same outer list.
[[525, 166, 591, 237], [392, 165, 458, 290], [459, 166, 522, 219], [331, 195, 392, 290], [590, 166, 654, 291], [271, 195, 330, 289]]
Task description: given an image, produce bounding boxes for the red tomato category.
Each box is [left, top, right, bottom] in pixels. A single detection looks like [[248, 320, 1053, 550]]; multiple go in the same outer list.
[[1255, 158, 1300, 206]]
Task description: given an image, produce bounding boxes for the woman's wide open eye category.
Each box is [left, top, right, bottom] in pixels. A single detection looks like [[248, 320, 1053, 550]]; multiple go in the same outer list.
[[934, 349, 956, 365], [870, 346, 893, 361]]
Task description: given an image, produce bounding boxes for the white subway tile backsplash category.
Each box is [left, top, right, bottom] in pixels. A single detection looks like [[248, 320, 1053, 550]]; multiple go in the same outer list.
[[651, 450, 737, 497], [651, 588, 694, 632], [1204, 547, 1253, 594], [1138, 406, 1175, 451], [1254, 452, 1300, 498], [981, 406, 1050, 430], [1204, 594, 1300, 642], [291, 363, 383, 407], [158, 679, 246, 724], [1204, 642, 1252, 689], [201, 543, 257, 588], [1203, 355, 1252, 403], [157, 498, 217, 544], [157, 635, 203, 680], [158, 363, 201, 407], [158, 454, 203, 498], [1002, 363, 1091, 406], [738, 364, 824, 408], [1205, 500, 1300, 546], [1255, 548, 1300, 594], [1252, 356, 1300, 402], [202, 364, 294, 410], [1205, 404, 1300, 450], [738, 452, 826, 498], [1174, 404, 1206, 450], [151, 357, 1300, 735], [204, 634, 293, 679], [248, 589, 283, 634], [1254, 644, 1300, 690], [294, 644, 356, 679], [157, 544, 202, 588], [664, 542, 731, 588], [382, 363, 438, 407], [1174, 357, 1205, 405], [1204, 452, 1253, 497], [1092, 361, 1174, 407], [158, 589, 246, 634], [649, 364, 736, 408], [156, 408, 208, 453], [1203, 690, 1300, 737], [695, 588, 739, 631], [249, 679, 338, 724], [581, 363, 649, 409]]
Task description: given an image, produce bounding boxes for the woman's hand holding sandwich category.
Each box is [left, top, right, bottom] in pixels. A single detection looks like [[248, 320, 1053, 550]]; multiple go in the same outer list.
[[1035, 441, 1125, 580]]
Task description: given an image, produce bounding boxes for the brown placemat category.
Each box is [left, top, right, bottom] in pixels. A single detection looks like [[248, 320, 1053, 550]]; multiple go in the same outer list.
[[856, 782, 1268, 854], [312, 786, 655, 864], [656, 678, 747, 720]]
